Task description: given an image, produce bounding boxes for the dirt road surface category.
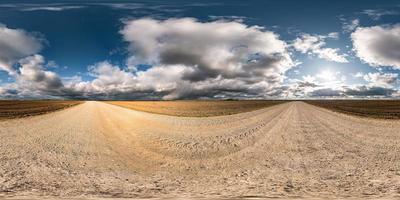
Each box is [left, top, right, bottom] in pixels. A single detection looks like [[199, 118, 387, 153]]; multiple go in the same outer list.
[[1, 101, 400, 199]]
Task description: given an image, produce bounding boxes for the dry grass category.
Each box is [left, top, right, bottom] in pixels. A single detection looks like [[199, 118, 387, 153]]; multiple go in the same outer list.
[[305, 100, 400, 119], [0, 100, 82, 120], [107, 100, 288, 117]]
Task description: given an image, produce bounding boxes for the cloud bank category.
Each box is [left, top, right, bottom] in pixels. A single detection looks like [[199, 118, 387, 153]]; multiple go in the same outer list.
[[0, 19, 399, 99], [1, 18, 296, 99]]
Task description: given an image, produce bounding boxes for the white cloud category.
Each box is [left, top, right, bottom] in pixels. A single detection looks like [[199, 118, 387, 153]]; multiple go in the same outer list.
[[352, 25, 400, 69], [208, 15, 250, 22], [92, 3, 144, 10], [353, 72, 364, 78], [117, 18, 295, 99], [68, 61, 200, 99], [16, 54, 63, 93], [283, 70, 384, 98], [285, 76, 398, 98], [342, 19, 360, 32], [88, 61, 136, 92], [292, 33, 348, 63], [363, 72, 398, 88], [0, 54, 65, 99], [327, 32, 339, 39], [20, 6, 85, 11], [1, 19, 398, 99], [0, 24, 43, 75], [362, 9, 398, 20], [0, 19, 297, 99], [285, 72, 343, 98], [0, 4, 85, 12], [313, 48, 348, 63], [303, 75, 316, 83], [68, 61, 137, 95]]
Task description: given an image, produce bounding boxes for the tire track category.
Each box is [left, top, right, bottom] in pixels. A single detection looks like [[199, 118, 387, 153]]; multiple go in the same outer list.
[[1, 101, 400, 198]]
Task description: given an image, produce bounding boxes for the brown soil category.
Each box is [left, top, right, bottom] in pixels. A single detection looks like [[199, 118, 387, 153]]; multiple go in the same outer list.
[[0, 100, 82, 120], [305, 100, 400, 119], [106, 100, 287, 117]]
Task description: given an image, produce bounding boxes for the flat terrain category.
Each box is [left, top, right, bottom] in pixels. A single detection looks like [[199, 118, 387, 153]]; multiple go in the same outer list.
[[306, 100, 400, 119], [107, 100, 287, 117], [1, 101, 400, 199], [0, 100, 82, 120]]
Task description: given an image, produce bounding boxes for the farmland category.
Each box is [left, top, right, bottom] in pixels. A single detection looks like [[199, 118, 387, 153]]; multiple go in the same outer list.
[[305, 100, 400, 119], [107, 100, 288, 117], [0, 100, 82, 120]]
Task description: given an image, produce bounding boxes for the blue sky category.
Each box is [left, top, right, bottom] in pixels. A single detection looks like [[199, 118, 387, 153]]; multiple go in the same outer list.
[[0, 0, 399, 99]]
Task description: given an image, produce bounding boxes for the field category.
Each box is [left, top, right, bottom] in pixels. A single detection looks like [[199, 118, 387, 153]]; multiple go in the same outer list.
[[0, 100, 82, 120], [1, 100, 400, 199], [107, 100, 287, 117], [306, 100, 400, 119]]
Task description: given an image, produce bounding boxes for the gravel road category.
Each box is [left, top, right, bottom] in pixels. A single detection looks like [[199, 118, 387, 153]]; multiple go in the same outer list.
[[1, 101, 400, 199]]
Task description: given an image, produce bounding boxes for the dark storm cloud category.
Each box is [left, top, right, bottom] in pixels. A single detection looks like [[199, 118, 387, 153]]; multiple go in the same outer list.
[[343, 86, 396, 97], [310, 88, 342, 97]]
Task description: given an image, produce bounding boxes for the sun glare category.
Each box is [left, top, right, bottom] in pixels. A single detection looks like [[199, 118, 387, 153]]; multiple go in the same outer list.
[[318, 70, 335, 81]]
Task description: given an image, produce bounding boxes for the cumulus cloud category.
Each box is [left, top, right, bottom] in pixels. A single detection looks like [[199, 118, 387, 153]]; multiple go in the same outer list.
[[363, 72, 398, 88], [0, 19, 297, 99], [1, 19, 398, 100], [17, 55, 63, 91], [117, 18, 294, 99], [70, 62, 214, 99], [352, 25, 400, 69], [0, 54, 67, 99], [292, 33, 348, 63], [86, 61, 137, 93], [0, 24, 70, 98], [0, 24, 43, 75], [69, 60, 290, 100]]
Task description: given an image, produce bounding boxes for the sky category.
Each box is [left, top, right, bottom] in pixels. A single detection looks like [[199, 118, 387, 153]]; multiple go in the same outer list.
[[0, 0, 399, 100]]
